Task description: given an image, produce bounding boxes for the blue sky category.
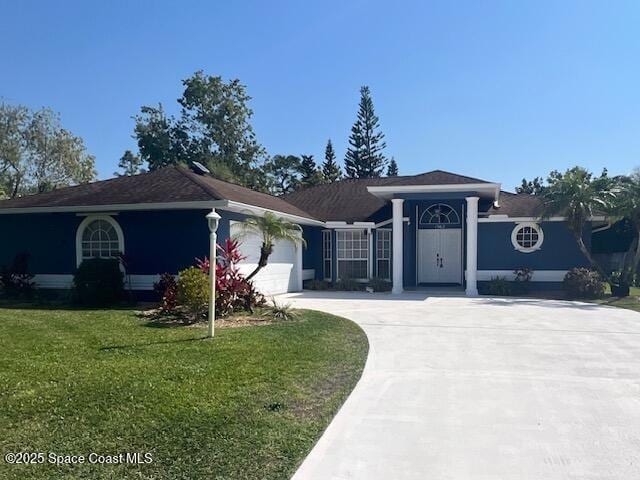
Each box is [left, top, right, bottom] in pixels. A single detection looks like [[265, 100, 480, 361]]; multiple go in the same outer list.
[[2, 0, 639, 191]]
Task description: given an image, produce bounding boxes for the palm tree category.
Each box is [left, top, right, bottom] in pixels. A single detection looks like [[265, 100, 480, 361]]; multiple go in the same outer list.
[[608, 170, 640, 291], [542, 167, 615, 280], [234, 212, 306, 281]]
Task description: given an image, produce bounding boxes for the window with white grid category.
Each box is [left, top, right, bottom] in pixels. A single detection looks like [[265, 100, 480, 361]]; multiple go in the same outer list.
[[511, 222, 544, 253], [376, 229, 391, 280], [336, 230, 369, 280], [322, 230, 332, 280], [81, 219, 122, 260]]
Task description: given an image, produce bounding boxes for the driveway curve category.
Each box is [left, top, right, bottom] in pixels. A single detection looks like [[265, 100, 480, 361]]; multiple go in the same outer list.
[[281, 292, 640, 480]]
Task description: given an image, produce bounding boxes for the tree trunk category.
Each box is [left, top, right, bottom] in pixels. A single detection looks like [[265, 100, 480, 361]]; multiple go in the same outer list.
[[575, 233, 610, 281], [630, 225, 640, 285], [245, 243, 273, 281], [619, 233, 639, 285], [11, 174, 20, 198]]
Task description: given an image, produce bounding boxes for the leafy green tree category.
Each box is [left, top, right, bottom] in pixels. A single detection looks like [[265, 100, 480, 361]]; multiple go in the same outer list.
[[133, 71, 268, 190], [234, 212, 306, 281], [386, 157, 398, 176], [133, 104, 186, 171], [0, 102, 28, 198], [516, 177, 546, 195], [322, 139, 341, 182], [0, 102, 96, 197], [542, 167, 614, 279], [264, 154, 301, 195], [298, 154, 324, 188], [344, 86, 387, 178], [179, 72, 266, 186], [115, 150, 144, 176]]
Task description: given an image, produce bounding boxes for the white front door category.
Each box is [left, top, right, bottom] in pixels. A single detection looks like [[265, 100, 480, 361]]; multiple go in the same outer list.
[[418, 229, 462, 284]]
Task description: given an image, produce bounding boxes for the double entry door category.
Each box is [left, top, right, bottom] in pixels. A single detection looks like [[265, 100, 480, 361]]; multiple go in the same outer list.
[[418, 228, 462, 284]]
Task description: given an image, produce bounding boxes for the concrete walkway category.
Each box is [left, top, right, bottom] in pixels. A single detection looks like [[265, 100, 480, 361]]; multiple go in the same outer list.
[[281, 292, 640, 480]]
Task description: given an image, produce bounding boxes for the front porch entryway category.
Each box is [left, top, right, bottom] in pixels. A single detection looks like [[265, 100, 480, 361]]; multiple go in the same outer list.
[[417, 228, 462, 283]]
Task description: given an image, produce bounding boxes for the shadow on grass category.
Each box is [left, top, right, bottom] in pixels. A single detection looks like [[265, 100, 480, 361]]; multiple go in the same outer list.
[[135, 309, 202, 329], [0, 299, 143, 311], [100, 336, 209, 351]]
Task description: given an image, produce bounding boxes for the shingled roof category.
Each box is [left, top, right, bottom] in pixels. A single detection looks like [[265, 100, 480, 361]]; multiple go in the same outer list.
[[0, 165, 316, 219], [283, 170, 493, 222], [0, 166, 544, 222], [486, 191, 544, 217]]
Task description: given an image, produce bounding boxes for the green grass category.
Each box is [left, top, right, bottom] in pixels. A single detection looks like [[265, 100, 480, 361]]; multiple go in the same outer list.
[[0, 308, 368, 480], [594, 286, 640, 313]]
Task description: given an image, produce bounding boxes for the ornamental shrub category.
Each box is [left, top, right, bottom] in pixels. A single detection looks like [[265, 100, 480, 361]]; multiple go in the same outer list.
[[563, 268, 605, 299], [483, 276, 513, 296], [265, 298, 298, 321], [0, 253, 35, 299], [334, 276, 362, 291], [176, 267, 209, 321], [197, 238, 264, 317], [153, 273, 178, 313], [305, 279, 329, 290], [72, 258, 124, 306], [512, 267, 533, 294], [368, 277, 392, 292]]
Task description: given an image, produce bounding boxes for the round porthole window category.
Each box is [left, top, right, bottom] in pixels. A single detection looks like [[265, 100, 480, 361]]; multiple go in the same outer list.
[[511, 222, 543, 253]]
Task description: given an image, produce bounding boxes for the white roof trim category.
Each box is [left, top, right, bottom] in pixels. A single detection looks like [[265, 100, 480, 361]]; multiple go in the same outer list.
[[367, 183, 501, 202], [221, 200, 324, 226], [374, 217, 410, 228], [0, 198, 323, 226], [325, 221, 374, 229], [478, 215, 606, 223], [0, 200, 224, 215]]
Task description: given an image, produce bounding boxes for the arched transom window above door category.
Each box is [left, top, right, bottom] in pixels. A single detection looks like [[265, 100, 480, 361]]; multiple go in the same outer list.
[[419, 203, 460, 225], [75, 215, 124, 266]]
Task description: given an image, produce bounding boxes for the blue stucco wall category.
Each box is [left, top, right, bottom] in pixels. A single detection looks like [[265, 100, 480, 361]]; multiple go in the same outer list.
[[118, 210, 210, 274], [477, 221, 590, 270], [0, 209, 252, 277], [0, 213, 79, 273], [302, 225, 323, 278]]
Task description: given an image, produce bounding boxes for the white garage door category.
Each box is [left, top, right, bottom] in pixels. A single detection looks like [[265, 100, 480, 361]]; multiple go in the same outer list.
[[230, 220, 300, 295]]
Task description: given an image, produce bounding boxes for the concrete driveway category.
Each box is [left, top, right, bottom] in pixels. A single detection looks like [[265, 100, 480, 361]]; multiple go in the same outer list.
[[280, 291, 640, 480]]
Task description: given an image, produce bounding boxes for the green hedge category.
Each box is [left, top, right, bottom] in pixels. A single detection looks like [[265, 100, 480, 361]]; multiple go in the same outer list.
[[72, 258, 124, 306]]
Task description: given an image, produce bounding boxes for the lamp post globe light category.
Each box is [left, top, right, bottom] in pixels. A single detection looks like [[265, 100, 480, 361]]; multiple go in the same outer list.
[[206, 209, 221, 338]]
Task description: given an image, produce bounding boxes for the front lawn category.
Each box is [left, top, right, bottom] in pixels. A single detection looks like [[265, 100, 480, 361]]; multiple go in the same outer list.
[[594, 286, 640, 313], [0, 307, 368, 480]]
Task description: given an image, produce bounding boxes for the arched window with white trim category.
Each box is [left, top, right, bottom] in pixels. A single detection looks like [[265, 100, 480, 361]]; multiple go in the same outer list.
[[419, 203, 460, 225], [76, 216, 124, 266]]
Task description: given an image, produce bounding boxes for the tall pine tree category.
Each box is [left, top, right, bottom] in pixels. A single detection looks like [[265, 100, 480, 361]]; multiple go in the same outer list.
[[298, 154, 324, 188], [115, 150, 144, 176], [386, 157, 398, 176], [344, 86, 387, 178], [322, 139, 341, 182]]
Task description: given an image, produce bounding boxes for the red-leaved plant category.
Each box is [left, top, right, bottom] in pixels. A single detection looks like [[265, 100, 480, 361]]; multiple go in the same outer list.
[[153, 272, 178, 313], [196, 238, 264, 316]]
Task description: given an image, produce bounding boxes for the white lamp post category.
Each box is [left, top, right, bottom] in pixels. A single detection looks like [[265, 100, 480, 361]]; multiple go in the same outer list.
[[206, 209, 221, 338]]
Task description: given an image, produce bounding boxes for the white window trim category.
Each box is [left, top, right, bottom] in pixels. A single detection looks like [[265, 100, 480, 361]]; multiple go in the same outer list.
[[75, 215, 125, 267], [336, 229, 369, 281], [376, 228, 392, 281], [419, 203, 460, 225], [322, 230, 332, 281], [511, 222, 544, 253]]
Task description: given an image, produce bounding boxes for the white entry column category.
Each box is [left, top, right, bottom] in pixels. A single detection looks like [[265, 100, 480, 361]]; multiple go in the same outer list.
[[465, 196, 479, 296], [392, 198, 404, 294], [295, 227, 303, 292]]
